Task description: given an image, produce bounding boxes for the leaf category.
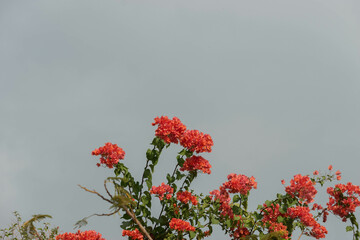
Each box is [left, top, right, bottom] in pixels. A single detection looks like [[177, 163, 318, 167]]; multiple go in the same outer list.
[[189, 231, 196, 239], [346, 226, 354, 232], [74, 218, 88, 229], [146, 149, 153, 160], [144, 169, 151, 179], [233, 195, 241, 203], [211, 217, 219, 224], [146, 179, 152, 190], [265, 200, 272, 207]]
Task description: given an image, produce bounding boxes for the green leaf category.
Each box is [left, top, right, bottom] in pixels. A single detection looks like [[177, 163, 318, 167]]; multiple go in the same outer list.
[[211, 217, 219, 224], [346, 226, 354, 232], [265, 200, 272, 207], [144, 169, 151, 179], [120, 220, 132, 229], [189, 231, 196, 239], [146, 179, 152, 189], [141, 196, 149, 205], [146, 149, 153, 160], [233, 195, 241, 203]]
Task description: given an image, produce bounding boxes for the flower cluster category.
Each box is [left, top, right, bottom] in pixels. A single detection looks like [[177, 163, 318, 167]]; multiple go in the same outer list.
[[229, 217, 250, 239], [169, 218, 196, 232], [176, 191, 198, 205], [122, 229, 143, 240], [180, 156, 212, 174], [285, 174, 317, 203], [150, 183, 174, 200], [327, 182, 360, 221], [210, 187, 233, 218], [287, 206, 327, 239], [267, 222, 289, 239], [261, 203, 289, 239], [223, 174, 257, 195], [152, 116, 187, 144], [56, 230, 105, 240], [262, 203, 286, 224], [92, 142, 125, 168], [180, 129, 213, 153], [152, 116, 214, 153]]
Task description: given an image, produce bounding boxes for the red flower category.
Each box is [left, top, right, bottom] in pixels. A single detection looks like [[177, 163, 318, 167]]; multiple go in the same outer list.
[[262, 203, 286, 223], [285, 174, 317, 203], [203, 230, 211, 237], [56, 230, 105, 240], [267, 222, 289, 239], [313, 170, 319, 175], [180, 130, 213, 153], [210, 188, 233, 218], [287, 206, 327, 239], [180, 156, 212, 174], [222, 174, 257, 195], [261, 203, 289, 239], [122, 229, 143, 240], [92, 142, 125, 168], [169, 218, 196, 232], [152, 116, 186, 144], [327, 182, 360, 221], [150, 183, 174, 201], [176, 191, 198, 205], [328, 165, 333, 171]]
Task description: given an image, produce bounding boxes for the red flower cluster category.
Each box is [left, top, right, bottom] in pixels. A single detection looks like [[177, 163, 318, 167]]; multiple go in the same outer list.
[[210, 187, 233, 218], [122, 229, 143, 240], [92, 142, 125, 168], [223, 174, 257, 195], [335, 170, 342, 180], [262, 203, 286, 223], [152, 116, 187, 144], [56, 230, 105, 240], [261, 203, 289, 239], [180, 156, 212, 174], [180, 130, 213, 153], [150, 183, 174, 200], [169, 218, 196, 232], [152, 116, 214, 154], [285, 174, 317, 203], [287, 206, 327, 239], [229, 217, 250, 239], [327, 182, 360, 221], [176, 191, 198, 205]]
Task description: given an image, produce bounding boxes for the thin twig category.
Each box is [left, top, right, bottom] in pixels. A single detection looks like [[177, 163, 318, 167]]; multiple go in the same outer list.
[[78, 185, 113, 204], [154, 164, 179, 229], [297, 230, 304, 240], [104, 180, 113, 199]]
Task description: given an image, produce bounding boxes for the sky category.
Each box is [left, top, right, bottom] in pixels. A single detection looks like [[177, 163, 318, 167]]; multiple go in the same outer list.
[[1, 0, 360, 239]]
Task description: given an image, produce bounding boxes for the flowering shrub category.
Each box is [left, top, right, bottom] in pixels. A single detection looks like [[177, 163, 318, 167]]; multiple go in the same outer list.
[[62, 115, 359, 240]]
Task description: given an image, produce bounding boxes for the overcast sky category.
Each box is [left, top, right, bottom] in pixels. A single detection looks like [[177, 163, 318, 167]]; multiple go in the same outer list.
[[1, 0, 360, 239]]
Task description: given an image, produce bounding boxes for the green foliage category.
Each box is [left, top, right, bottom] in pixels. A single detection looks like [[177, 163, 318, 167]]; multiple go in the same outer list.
[[0, 212, 58, 240]]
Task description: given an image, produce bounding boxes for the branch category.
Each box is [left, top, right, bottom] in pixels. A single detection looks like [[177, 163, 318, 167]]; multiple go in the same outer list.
[[78, 185, 113, 204], [122, 205, 153, 240]]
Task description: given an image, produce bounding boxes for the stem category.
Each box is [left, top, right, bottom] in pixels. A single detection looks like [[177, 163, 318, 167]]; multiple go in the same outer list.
[[297, 230, 304, 240], [123, 206, 153, 240], [78, 185, 113, 204], [154, 164, 179, 229], [136, 157, 152, 209]]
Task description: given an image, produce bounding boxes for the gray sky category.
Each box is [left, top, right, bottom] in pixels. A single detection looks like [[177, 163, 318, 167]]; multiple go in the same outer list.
[[1, 0, 360, 239]]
